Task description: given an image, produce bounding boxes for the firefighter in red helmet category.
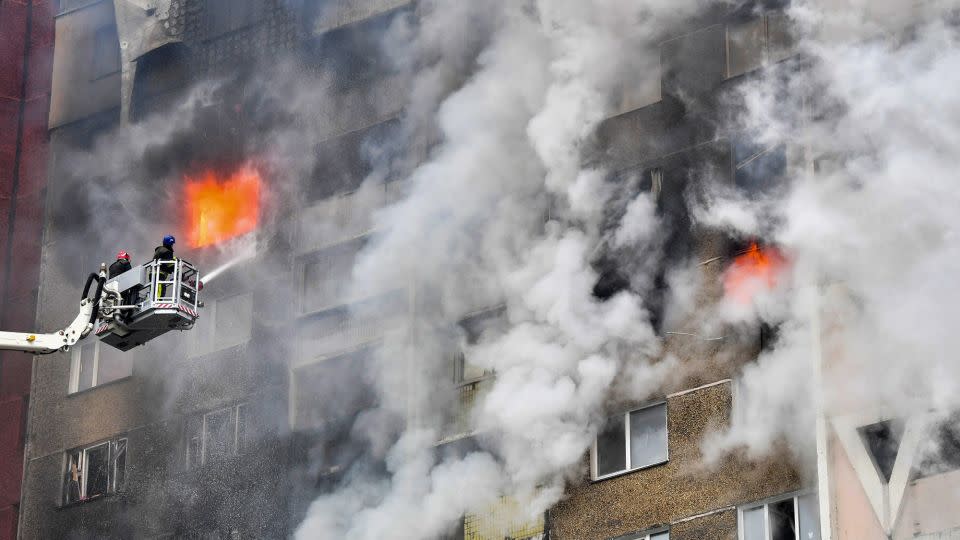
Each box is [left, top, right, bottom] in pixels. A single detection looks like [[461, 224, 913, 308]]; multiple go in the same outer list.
[[109, 251, 132, 278]]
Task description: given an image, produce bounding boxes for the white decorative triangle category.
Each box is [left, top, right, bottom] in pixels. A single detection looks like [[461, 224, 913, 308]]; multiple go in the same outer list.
[[833, 410, 928, 535]]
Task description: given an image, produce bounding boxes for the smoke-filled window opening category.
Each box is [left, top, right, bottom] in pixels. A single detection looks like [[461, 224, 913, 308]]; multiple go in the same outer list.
[[611, 52, 663, 117], [591, 402, 668, 480], [738, 491, 820, 540], [308, 118, 404, 202], [916, 411, 960, 478], [68, 340, 133, 394], [184, 403, 247, 469], [205, 0, 259, 40], [725, 9, 795, 79], [130, 43, 193, 122], [858, 419, 906, 484], [289, 346, 377, 432], [300, 236, 368, 314], [62, 437, 127, 505]]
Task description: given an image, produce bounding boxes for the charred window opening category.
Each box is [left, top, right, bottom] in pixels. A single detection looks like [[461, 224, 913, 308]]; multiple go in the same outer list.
[[62, 438, 127, 505], [131, 44, 192, 121], [858, 419, 905, 483]]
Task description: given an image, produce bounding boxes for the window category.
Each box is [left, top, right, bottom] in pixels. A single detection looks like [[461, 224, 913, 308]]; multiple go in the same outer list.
[[733, 138, 787, 195], [185, 404, 247, 469], [592, 402, 668, 479], [726, 12, 794, 78], [69, 341, 132, 393], [613, 57, 662, 115], [63, 438, 127, 504], [206, 0, 257, 39], [858, 419, 905, 483], [191, 293, 253, 356], [290, 348, 375, 431], [91, 24, 121, 79], [739, 493, 820, 540], [301, 239, 365, 314], [614, 531, 669, 540], [917, 411, 960, 477]]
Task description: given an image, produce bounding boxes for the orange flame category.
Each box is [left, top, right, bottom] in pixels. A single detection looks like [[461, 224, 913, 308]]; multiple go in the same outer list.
[[184, 164, 262, 248], [723, 242, 788, 303]]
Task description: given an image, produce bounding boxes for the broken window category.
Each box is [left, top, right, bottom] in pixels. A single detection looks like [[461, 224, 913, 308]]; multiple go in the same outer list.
[[593, 402, 668, 479], [740, 493, 820, 540], [858, 419, 905, 483], [302, 238, 366, 313], [62, 437, 127, 505], [69, 342, 133, 393], [726, 12, 795, 78], [185, 404, 247, 469]]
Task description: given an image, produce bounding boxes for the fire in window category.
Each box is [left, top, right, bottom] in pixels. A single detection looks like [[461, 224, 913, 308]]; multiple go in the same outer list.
[[185, 404, 247, 469], [63, 438, 127, 504]]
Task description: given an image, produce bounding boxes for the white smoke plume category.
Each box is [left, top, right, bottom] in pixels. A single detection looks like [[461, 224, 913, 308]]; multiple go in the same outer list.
[[701, 0, 960, 469]]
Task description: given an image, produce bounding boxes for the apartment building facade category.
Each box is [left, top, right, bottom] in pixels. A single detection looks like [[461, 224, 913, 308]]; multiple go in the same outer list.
[[14, 0, 960, 539]]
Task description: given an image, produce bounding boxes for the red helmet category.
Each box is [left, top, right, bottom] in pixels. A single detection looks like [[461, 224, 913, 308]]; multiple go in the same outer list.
[[116, 250, 130, 261]]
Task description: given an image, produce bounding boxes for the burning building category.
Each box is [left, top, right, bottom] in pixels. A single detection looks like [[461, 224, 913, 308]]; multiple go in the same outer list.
[[4, 0, 960, 539]]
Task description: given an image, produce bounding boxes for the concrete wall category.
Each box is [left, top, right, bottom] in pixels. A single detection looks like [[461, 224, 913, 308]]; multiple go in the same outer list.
[[0, 0, 55, 537], [550, 382, 802, 539]]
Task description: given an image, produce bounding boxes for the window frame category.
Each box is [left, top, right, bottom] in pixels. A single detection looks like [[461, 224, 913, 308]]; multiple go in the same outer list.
[[62, 436, 127, 505], [185, 404, 247, 469], [616, 529, 670, 540], [591, 401, 669, 481], [68, 341, 132, 394], [191, 292, 254, 356], [298, 237, 367, 316], [737, 490, 820, 540]]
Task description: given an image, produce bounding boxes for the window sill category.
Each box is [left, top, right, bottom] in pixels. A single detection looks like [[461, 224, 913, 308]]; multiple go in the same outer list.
[[67, 375, 133, 398], [592, 459, 669, 483], [58, 492, 117, 509]]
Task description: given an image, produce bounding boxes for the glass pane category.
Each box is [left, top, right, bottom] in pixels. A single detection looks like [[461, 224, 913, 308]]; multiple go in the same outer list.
[[112, 439, 127, 492], [204, 409, 233, 462], [214, 294, 253, 350], [629, 404, 668, 469], [97, 343, 132, 385], [798, 494, 821, 540], [651, 532, 670, 540], [76, 343, 96, 392], [84, 444, 109, 498], [770, 498, 797, 540], [742, 506, 766, 540], [596, 416, 626, 477], [236, 406, 247, 454]]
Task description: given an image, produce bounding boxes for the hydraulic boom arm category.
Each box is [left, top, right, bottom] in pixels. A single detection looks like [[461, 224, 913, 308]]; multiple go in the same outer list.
[[0, 268, 106, 354]]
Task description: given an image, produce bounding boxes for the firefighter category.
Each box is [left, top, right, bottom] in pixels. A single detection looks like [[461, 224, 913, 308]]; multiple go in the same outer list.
[[153, 235, 176, 299], [108, 251, 132, 278], [153, 235, 176, 261]]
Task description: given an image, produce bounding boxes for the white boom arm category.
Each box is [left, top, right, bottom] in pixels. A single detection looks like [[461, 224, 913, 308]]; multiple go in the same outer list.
[[0, 266, 106, 354]]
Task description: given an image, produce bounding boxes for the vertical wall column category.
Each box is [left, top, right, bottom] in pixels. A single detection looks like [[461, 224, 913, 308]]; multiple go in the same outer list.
[[0, 0, 54, 537]]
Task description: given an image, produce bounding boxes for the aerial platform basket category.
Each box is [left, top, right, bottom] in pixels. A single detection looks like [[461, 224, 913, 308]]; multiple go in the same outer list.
[[97, 259, 201, 351]]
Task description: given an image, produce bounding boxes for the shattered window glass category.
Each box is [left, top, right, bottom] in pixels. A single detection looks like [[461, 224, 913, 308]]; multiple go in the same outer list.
[[84, 443, 109, 499]]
